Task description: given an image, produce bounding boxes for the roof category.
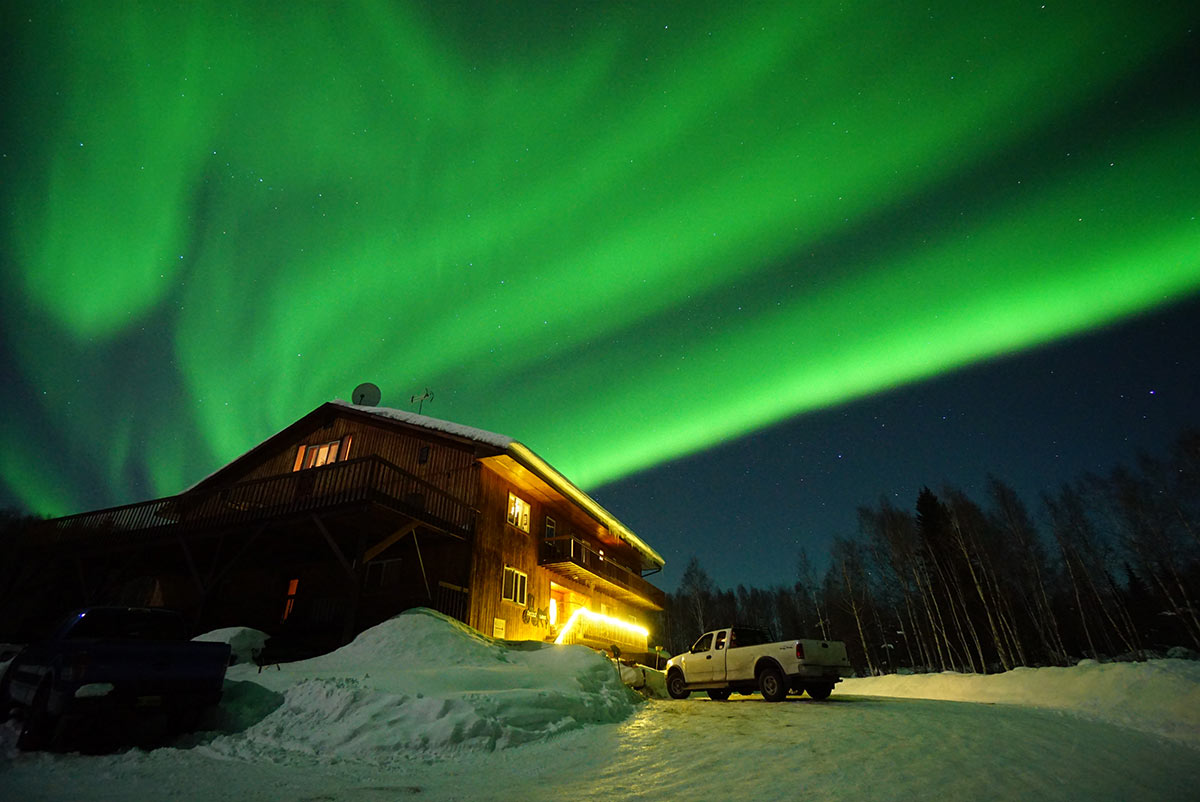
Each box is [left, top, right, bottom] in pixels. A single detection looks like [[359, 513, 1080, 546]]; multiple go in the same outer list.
[[328, 399, 515, 449], [337, 401, 665, 570]]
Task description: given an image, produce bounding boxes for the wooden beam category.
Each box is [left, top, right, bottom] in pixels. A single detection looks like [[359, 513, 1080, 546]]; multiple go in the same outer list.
[[175, 532, 206, 596], [363, 521, 418, 564], [411, 530, 432, 599], [205, 523, 266, 590], [74, 557, 93, 604], [311, 513, 357, 584], [204, 533, 227, 588]]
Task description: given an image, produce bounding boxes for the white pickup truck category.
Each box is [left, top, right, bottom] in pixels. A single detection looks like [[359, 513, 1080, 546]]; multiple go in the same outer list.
[[665, 627, 853, 702]]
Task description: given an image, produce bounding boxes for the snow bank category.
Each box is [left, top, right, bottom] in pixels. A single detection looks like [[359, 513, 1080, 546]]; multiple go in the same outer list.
[[202, 608, 640, 764], [839, 658, 1200, 747], [192, 627, 268, 666]]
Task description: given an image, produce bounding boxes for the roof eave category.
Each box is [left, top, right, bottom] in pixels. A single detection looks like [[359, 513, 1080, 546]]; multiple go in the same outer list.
[[505, 441, 665, 570]]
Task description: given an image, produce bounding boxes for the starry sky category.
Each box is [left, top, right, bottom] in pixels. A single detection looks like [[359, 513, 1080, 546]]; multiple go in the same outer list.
[[1, 2, 1197, 592]]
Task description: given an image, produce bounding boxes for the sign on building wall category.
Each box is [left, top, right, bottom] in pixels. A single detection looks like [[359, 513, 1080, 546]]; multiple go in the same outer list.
[[493, 618, 506, 639]]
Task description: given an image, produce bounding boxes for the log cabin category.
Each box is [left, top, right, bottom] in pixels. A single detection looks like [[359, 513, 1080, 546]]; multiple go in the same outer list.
[[23, 401, 666, 660]]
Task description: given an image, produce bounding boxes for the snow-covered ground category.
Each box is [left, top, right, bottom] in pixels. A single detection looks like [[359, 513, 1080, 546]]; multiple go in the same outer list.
[[2, 609, 1198, 801]]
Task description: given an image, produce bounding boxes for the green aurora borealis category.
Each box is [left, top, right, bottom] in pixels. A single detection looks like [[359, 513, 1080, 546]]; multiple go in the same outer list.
[[2, 1, 1198, 517]]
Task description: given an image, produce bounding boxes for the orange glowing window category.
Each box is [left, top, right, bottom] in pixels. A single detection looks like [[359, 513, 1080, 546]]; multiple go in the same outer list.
[[292, 435, 353, 472], [506, 493, 531, 533], [281, 578, 299, 622]]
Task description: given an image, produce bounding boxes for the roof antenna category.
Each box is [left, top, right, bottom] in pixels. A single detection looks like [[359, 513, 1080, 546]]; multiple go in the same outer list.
[[410, 388, 434, 414], [352, 382, 382, 407]]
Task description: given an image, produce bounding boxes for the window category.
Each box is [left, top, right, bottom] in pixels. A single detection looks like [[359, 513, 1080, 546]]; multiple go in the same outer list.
[[690, 633, 714, 653], [502, 566, 528, 606], [545, 517, 556, 539], [731, 627, 771, 647], [366, 558, 403, 588], [281, 578, 299, 622], [418, 445, 431, 465], [506, 492, 531, 533], [293, 435, 353, 471]]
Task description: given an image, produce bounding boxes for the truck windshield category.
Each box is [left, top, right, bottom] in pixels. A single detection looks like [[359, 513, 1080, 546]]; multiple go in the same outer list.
[[65, 609, 186, 641]]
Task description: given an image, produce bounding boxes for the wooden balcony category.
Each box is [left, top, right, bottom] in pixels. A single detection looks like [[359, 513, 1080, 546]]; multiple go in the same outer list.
[[554, 607, 649, 653], [39, 456, 477, 544], [540, 536, 666, 611]]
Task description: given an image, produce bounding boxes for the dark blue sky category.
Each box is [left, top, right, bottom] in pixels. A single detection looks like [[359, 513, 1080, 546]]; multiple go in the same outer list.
[[593, 292, 1200, 593]]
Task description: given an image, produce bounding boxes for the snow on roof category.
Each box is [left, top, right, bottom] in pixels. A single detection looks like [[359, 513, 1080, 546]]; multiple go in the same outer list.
[[330, 399, 515, 449]]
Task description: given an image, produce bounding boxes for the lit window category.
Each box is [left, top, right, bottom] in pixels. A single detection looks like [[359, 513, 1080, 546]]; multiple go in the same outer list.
[[281, 578, 299, 622], [293, 435, 353, 471], [502, 566, 528, 606], [507, 493, 531, 532]]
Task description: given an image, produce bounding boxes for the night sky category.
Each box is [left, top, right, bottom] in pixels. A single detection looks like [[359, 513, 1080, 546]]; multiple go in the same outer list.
[[2, 2, 1197, 592]]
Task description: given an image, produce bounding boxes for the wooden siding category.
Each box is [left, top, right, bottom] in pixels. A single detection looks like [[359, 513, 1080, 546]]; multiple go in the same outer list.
[[481, 455, 646, 574], [468, 466, 542, 640], [228, 415, 481, 509], [468, 464, 653, 646]]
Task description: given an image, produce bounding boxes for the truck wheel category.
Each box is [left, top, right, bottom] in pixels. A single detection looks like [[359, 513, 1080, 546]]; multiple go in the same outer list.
[[17, 682, 61, 752], [666, 670, 691, 700], [758, 665, 788, 702], [706, 689, 731, 701], [806, 684, 833, 701]]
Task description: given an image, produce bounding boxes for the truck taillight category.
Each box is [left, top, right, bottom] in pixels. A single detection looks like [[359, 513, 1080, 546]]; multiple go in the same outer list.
[[796, 642, 805, 660]]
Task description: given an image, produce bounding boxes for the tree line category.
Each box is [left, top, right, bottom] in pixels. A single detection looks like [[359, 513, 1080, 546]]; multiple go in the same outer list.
[[656, 429, 1200, 674]]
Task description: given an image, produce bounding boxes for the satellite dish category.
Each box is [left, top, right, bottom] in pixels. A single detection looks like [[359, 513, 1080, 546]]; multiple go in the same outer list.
[[352, 382, 382, 407]]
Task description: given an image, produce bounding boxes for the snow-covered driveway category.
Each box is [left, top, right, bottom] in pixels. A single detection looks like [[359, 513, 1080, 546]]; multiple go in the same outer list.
[[4, 694, 1197, 801], [3, 613, 1197, 800], [548, 695, 1200, 800]]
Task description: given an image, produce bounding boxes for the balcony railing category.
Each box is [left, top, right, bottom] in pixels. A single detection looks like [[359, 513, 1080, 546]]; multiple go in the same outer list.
[[540, 536, 666, 610], [555, 608, 649, 652], [40, 456, 477, 541]]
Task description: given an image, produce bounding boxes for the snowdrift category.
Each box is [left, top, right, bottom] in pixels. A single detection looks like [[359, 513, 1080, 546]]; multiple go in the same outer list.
[[200, 608, 640, 764], [839, 658, 1200, 748], [192, 627, 269, 666]]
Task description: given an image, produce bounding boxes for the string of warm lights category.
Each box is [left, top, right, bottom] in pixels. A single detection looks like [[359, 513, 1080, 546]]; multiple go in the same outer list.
[[553, 607, 649, 646]]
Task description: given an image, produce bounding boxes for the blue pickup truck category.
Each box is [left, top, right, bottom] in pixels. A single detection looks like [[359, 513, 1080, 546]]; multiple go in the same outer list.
[[1, 606, 231, 750]]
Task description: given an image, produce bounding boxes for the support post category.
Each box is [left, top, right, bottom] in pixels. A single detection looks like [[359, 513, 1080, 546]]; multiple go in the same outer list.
[[411, 530, 432, 599]]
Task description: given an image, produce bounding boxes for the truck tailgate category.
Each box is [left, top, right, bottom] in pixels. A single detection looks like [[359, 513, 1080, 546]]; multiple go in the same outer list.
[[798, 639, 852, 669]]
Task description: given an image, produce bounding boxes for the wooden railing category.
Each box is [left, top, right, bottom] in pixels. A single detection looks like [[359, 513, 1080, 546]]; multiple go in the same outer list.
[[555, 611, 649, 652], [41, 456, 477, 541], [540, 536, 667, 609]]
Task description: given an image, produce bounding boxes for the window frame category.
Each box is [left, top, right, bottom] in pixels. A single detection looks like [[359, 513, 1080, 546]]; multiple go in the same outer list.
[[501, 566, 528, 607], [506, 492, 531, 533], [293, 434, 353, 471]]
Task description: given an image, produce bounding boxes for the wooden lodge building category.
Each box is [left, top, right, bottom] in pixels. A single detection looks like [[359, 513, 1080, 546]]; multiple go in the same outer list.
[[16, 401, 666, 660]]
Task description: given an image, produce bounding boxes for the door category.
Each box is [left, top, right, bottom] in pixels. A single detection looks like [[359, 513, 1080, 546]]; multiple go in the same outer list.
[[682, 632, 719, 682]]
